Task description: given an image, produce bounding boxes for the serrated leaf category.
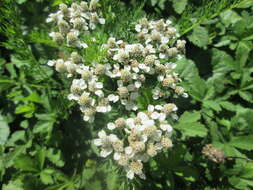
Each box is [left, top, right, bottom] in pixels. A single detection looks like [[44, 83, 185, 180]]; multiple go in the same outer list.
[[178, 111, 201, 123], [180, 122, 207, 137], [188, 26, 209, 48], [230, 135, 253, 151], [172, 0, 188, 14], [176, 112, 207, 137]]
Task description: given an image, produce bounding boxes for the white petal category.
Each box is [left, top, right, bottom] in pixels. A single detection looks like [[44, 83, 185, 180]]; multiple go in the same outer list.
[[139, 173, 146, 179], [142, 120, 155, 127], [125, 146, 133, 155], [113, 152, 121, 160], [96, 82, 103, 89], [47, 60, 55, 66], [94, 139, 102, 146], [95, 90, 104, 97], [99, 18, 105, 24], [98, 130, 106, 138], [109, 134, 118, 142], [148, 105, 154, 112], [155, 105, 163, 110], [127, 170, 134, 179], [134, 81, 142, 88], [80, 43, 88, 48], [83, 115, 90, 121], [138, 112, 148, 121], [151, 112, 160, 120], [107, 122, 116, 130], [126, 118, 135, 128], [160, 124, 173, 132], [159, 113, 166, 121], [100, 148, 113, 157]]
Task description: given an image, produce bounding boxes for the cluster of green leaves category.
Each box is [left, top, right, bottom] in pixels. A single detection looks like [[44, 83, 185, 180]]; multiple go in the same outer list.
[[1, 0, 253, 189]]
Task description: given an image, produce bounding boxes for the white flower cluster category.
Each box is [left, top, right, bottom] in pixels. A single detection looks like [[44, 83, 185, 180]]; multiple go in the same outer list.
[[94, 104, 177, 179], [46, 7, 188, 179], [46, 0, 105, 48], [102, 18, 188, 108], [48, 57, 117, 122]]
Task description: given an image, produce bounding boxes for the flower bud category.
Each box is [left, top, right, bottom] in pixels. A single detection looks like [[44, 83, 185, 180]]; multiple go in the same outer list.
[[144, 55, 156, 65], [120, 70, 132, 82], [167, 47, 178, 57], [81, 70, 92, 80], [80, 1, 89, 11], [52, 32, 64, 44], [67, 32, 78, 46], [202, 144, 225, 163], [130, 161, 143, 175], [175, 86, 185, 95], [58, 20, 69, 34], [55, 59, 66, 73], [71, 52, 82, 64], [147, 143, 157, 157], [66, 63, 76, 74], [73, 17, 85, 30], [161, 137, 173, 148], [162, 76, 175, 87], [95, 64, 106, 75], [118, 87, 129, 98], [59, 3, 68, 15]]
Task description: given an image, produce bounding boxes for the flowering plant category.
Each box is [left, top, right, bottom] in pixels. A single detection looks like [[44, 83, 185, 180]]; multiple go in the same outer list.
[[47, 0, 187, 179]]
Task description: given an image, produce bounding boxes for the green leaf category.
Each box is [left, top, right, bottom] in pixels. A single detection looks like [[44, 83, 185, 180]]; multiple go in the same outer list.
[[220, 10, 241, 26], [33, 120, 54, 134], [14, 154, 39, 172], [239, 91, 253, 103], [16, 0, 27, 4], [175, 111, 207, 137], [188, 26, 209, 48], [40, 169, 55, 185], [237, 0, 253, 8], [36, 148, 46, 170], [15, 104, 35, 118], [6, 131, 26, 147], [230, 135, 253, 151], [0, 114, 10, 145], [46, 148, 65, 167], [203, 100, 222, 112], [236, 41, 251, 69], [178, 111, 201, 123], [172, 0, 188, 14], [2, 179, 24, 190]]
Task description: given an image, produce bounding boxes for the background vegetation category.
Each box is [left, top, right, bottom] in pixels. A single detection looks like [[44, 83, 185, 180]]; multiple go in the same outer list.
[[1, 0, 253, 189]]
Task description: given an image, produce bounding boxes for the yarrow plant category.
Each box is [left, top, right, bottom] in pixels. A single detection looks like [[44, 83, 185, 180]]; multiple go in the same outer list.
[[46, 0, 187, 180]]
